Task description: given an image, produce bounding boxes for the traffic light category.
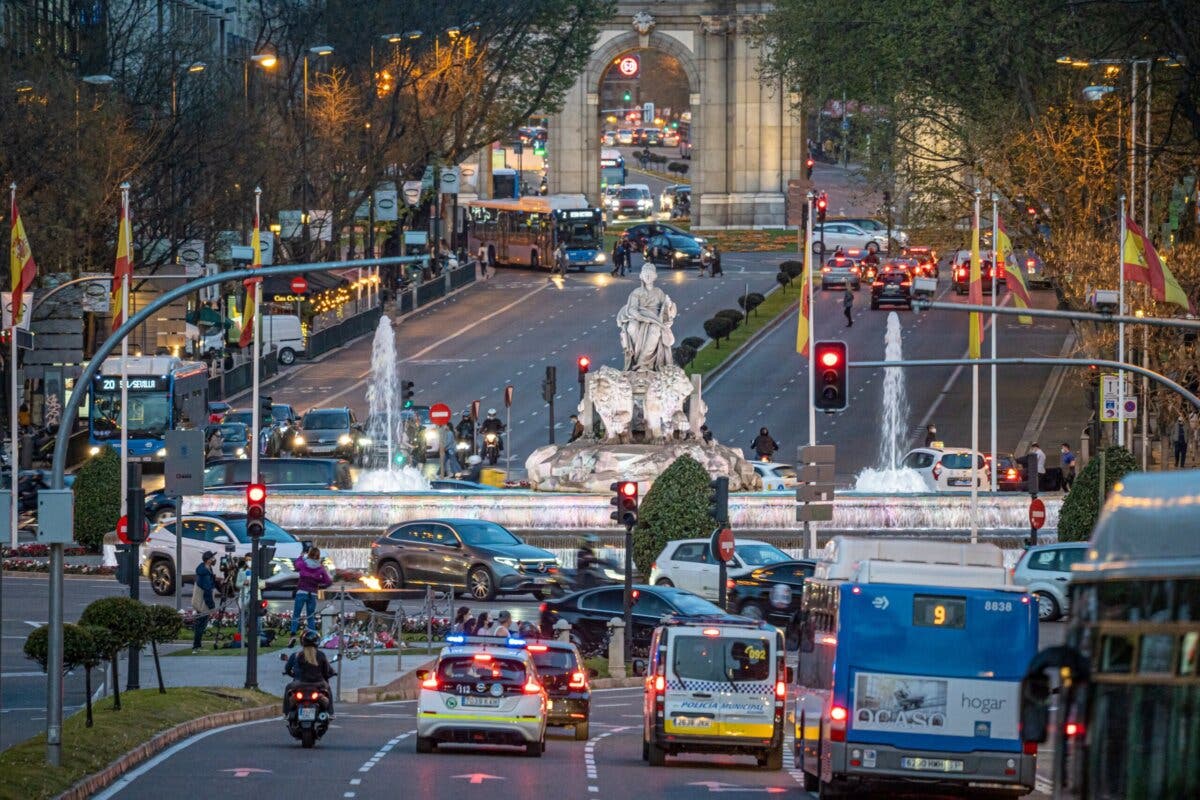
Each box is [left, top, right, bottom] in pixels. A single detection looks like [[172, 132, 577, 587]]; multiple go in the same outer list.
[[610, 481, 638, 528], [813, 341, 848, 412], [542, 365, 557, 403], [401, 380, 415, 408], [577, 355, 591, 381], [623, 91, 632, 102], [708, 477, 729, 526], [246, 483, 267, 538], [392, 450, 408, 467], [805, 157, 814, 179], [816, 193, 828, 223]]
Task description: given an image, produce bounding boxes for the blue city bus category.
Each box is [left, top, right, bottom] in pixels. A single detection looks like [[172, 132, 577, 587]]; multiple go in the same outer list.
[[465, 194, 605, 271], [88, 355, 209, 461], [600, 148, 626, 189], [794, 538, 1038, 798]]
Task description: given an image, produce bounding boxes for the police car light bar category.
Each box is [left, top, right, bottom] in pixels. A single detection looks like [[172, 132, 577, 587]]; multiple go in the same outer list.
[[444, 634, 529, 649]]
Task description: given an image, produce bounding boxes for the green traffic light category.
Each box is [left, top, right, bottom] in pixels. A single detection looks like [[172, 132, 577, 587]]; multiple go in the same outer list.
[[393, 451, 407, 466], [403, 400, 414, 409], [623, 92, 631, 102], [671, 121, 678, 129]]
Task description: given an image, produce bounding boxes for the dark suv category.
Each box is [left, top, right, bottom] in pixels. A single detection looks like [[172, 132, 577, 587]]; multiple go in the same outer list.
[[369, 518, 559, 601], [296, 407, 363, 459], [527, 640, 595, 740], [870, 268, 913, 309]]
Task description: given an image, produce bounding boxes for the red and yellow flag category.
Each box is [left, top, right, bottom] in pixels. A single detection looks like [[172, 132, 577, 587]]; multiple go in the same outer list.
[[1123, 218, 1196, 314], [796, 238, 812, 357], [111, 197, 133, 332], [238, 211, 262, 348], [996, 218, 1032, 324], [9, 193, 37, 329], [968, 215, 983, 358]]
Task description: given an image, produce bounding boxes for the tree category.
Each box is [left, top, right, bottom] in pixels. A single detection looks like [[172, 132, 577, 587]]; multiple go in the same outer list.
[[145, 605, 183, 694], [72, 446, 121, 551], [672, 345, 696, 367], [780, 261, 804, 282], [715, 309, 745, 329], [737, 292, 766, 315], [632, 455, 717, 581], [1058, 446, 1138, 541], [703, 316, 733, 347], [24, 624, 102, 727], [79, 597, 151, 711]]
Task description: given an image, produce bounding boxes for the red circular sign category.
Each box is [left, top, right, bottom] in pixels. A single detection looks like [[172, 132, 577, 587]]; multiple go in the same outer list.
[[291, 277, 308, 294], [617, 55, 639, 78], [711, 527, 736, 563], [1029, 498, 1047, 530], [116, 515, 149, 545], [429, 403, 452, 426]]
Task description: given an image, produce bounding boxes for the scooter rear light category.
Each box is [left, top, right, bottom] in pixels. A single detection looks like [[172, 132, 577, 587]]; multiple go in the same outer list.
[[293, 691, 304, 701], [310, 691, 320, 700]]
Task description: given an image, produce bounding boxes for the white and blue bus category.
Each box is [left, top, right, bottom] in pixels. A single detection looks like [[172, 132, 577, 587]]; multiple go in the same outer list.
[[600, 148, 626, 189], [88, 355, 209, 461], [794, 537, 1038, 798], [465, 194, 605, 271]]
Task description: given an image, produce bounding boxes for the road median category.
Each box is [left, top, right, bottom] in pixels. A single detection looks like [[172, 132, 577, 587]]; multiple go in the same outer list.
[[0, 687, 275, 800], [687, 276, 804, 383]]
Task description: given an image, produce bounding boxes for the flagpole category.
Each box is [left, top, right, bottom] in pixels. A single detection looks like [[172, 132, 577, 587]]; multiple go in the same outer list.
[[971, 188, 981, 543], [9, 184, 19, 549], [1118, 197, 1126, 447], [119, 183, 130, 517], [804, 191, 816, 557], [251, 187, 262, 485], [990, 193, 998, 493]]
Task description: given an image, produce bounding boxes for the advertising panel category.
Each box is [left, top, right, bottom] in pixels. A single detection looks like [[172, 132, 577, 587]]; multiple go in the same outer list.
[[852, 672, 1019, 740]]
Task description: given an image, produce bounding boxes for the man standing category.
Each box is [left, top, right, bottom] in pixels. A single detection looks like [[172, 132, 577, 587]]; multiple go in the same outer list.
[[1029, 442, 1046, 492], [568, 414, 585, 443], [924, 424, 938, 448], [192, 551, 219, 652], [1060, 443, 1076, 493], [842, 285, 854, 327], [1171, 415, 1189, 468]]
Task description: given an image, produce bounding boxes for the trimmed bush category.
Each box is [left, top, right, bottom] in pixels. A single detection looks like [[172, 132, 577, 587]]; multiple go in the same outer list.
[[632, 455, 716, 580], [80, 596, 151, 710], [146, 605, 183, 693], [681, 336, 705, 351], [715, 309, 745, 328], [781, 260, 804, 280], [776, 271, 790, 288], [1058, 446, 1138, 541], [703, 316, 734, 347], [673, 345, 697, 367], [72, 445, 121, 550], [25, 623, 104, 726], [738, 292, 766, 315], [668, 162, 690, 175]]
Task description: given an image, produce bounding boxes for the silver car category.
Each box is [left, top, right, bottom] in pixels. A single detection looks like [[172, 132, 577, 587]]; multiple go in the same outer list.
[[1011, 542, 1088, 621]]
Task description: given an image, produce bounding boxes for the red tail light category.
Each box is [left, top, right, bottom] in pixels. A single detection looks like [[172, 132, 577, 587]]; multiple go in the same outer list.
[[527, 644, 548, 652], [726, 579, 735, 591], [932, 461, 943, 481], [421, 676, 439, 690], [293, 691, 304, 701], [1006, 468, 1017, 480], [775, 680, 787, 699], [1065, 722, 1084, 738], [310, 691, 320, 700], [538, 603, 547, 613], [830, 705, 848, 742], [654, 675, 665, 693], [1023, 740, 1039, 755], [569, 671, 587, 689], [523, 680, 543, 694]]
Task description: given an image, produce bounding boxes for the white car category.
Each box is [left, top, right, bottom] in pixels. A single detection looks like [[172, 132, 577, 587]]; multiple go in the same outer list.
[[839, 217, 909, 248], [415, 635, 547, 756], [752, 461, 797, 491], [811, 221, 888, 257], [900, 446, 988, 491], [648, 538, 792, 600]]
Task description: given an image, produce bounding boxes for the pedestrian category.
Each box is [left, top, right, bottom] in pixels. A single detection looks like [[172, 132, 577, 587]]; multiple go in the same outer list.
[[924, 424, 938, 448], [1029, 442, 1046, 492], [551, 242, 567, 276], [752, 427, 779, 461], [492, 610, 513, 638], [618, 238, 630, 276], [842, 285, 854, 327], [569, 414, 585, 443], [477, 244, 488, 278], [1060, 443, 1076, 493], [452, 606, 472, 634], [235, 553, 257, 644], [289, 547, 332, 646], [205, 426, 224, 462], [700, 424, 714, 445], [461, 611, 479, 636], [611, 239, 622, 276], [441, 423, 461, 475], [474, 611, 492, 636], [191, 550, 219, 651], [17, 403, 31, 428], [1171, 415, 1189, 468]]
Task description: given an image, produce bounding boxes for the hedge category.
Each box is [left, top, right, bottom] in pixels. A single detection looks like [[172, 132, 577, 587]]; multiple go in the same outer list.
[[632, 455, 716, 579], [1058, 446, 1138, 541]]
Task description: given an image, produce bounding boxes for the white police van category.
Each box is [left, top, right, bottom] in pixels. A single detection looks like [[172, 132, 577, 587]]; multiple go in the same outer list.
[[642, 616, 789, 769], [415, 634, 547, 757]]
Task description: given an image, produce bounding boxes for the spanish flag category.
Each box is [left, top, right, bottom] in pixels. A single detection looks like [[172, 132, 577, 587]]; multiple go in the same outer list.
[[996, 218, 1032, 324], [968, 214, 983, 359], [111, 196, 133, 332], [1123, 218, 1196, 314], [9, 192, 37, 330], [795, 239, 812, 357], [238, 210, 262, 348]]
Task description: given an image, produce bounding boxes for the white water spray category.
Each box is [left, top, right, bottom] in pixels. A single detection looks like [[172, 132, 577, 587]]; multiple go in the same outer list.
[[854, 312, 928, 493], [355, 316, 430, 491]]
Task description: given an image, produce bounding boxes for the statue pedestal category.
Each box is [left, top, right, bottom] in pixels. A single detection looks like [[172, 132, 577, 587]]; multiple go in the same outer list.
[[525, 440, 760, 493]]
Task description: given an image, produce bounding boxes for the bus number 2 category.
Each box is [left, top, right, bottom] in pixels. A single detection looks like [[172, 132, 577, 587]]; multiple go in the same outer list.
[[984, 601, 1013, 612]]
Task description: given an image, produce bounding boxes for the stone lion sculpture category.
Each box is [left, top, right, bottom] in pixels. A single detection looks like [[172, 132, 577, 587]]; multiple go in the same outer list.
[[585, 366, 634, 443]]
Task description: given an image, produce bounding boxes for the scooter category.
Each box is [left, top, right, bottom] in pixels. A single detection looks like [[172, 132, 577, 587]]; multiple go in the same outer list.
[[281, 653, 338, 748], [548, 555, 626, 597], [482, 431, 502, 465]]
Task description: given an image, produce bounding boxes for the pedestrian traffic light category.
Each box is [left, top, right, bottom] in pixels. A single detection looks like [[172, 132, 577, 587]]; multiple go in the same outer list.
[[816, 194, 828, 223], [401, 380, 415, 408], [813, 341, 848, 412], [623, 91, 632, 103], [577, 355, 591, 382], [708, 477, 729, 526], [610, 481, 638, 528], [805, 157, 814, 180], [246, 483, 267, 538], [542, 366, 557, 403], [393, 450, 408, 467]]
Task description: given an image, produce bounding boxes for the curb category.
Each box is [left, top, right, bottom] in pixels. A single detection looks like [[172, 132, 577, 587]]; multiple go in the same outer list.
[[354, 657, 437, 703], [58, 702, 277, 800], [590, 676, 643, 689], [701, 286, 802, 387]]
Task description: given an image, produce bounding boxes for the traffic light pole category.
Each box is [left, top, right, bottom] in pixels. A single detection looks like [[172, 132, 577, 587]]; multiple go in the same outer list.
[[125, 468, 144, 690], [246, 537, 259, 689], [804, 194, 816, 557], [624, 521, 633, 658]]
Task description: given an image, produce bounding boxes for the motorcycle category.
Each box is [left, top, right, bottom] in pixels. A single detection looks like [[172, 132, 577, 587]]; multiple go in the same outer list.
[[547, 554, 626, 597], [454, 436, 472, 462], [482, 431, 502, 465], [282, 653, 338, 748]]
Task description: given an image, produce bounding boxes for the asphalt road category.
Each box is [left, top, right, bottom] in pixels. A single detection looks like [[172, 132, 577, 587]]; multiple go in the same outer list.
[[94, 684, 1056, 799]]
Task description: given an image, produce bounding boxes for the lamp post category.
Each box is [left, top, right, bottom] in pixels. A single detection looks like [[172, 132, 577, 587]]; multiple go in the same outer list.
[[170, 62, 206, 319], [243, 52, 277, 111], [302, 45, 334, 253]]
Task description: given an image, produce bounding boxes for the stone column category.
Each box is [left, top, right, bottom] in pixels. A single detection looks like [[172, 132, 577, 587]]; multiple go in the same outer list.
[[696, 16, 729, 228], [549, 76, 589, 197], [554, 619, 571, 643], [607, 617, 626, 679]]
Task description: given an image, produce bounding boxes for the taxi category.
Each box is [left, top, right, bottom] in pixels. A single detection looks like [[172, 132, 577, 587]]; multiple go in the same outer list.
[[642, 616, 789, 770], [415, 635, 547, 757]]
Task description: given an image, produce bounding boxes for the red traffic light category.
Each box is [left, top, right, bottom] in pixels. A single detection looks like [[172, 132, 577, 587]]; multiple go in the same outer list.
[[816, 197, 828, 210], [619, 481, 637, 497], [578, 356, 590, 369], [247, 483, 266, 504], [805, 157, 815, 168], [820, 350, 841, 367]]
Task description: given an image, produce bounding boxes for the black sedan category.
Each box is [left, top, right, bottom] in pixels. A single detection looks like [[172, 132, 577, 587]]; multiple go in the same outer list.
[[527, 640, 595, 740], [726, 560, 815, 647], [539, 584, 733, 657], [644, 233, 707, 267], [991, 453, 1028, 492], [621, 222, 706, 251]]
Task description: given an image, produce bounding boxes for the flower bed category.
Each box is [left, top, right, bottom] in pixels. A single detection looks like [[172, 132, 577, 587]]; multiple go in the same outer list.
[[2, 558, 114, 576], [2, 544, 90, 558]]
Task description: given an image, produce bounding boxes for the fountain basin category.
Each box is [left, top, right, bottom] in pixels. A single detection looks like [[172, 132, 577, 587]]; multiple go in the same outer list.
[[184, 490, 1060, 534]]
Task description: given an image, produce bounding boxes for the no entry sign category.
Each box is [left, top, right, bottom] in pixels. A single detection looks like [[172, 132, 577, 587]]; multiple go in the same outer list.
[[430, 403, 452, 426], [290, 276, 308, 294], [710, 527, 735, 563], [1028, 497, 1046, 530]]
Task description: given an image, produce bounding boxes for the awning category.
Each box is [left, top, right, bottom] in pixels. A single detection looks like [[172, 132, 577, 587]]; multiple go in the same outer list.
[[261, 270, 347, 303]]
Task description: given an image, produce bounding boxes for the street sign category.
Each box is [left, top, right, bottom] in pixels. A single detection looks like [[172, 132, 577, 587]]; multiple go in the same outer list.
[[430, 403, 452, 426], [1099, 373, 1137, 420], [710, 527, 735, 563], [617, 55, 639, 78], [165, 429, 206, 496], [797, 483, 834, 502], [116, 515, 149, 545], [799, 444, 836, 463], [797, 464, 834, 483], [504, 386, 513, 408], [1029, 497, 1047, 530], [796, 504, 834, 523], [36, 488, 74, 544], [290, 276, 309, 294]]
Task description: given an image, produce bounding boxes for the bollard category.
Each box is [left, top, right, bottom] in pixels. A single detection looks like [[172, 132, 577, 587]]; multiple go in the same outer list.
[[319, 604, 338, 637], [554, 619, 571, 643], [607, 617, 626, 679]]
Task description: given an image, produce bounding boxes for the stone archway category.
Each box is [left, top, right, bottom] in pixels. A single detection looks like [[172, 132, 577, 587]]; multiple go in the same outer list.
[[548, 4, 807, 228]]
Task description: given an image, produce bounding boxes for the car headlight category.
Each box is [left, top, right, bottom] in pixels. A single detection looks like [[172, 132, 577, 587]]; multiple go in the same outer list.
[[674, 251, 689, 258], [596, 253, 606, 262], [494, 556, 520, 568], [603, 568, 625, 580], [236, 447, 246, 457], [358, 437, 372, 447], [338, 434, 352, 446], [293, 434, 305, 446], [89, 446, 100, 456], [424, 428, 440, 445], [156, 448, 167, 458], [638, 200, 651, 208]]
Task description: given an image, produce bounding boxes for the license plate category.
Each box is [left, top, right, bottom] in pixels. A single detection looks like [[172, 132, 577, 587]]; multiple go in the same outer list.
[[547, 700, 554, 710], [462, 696, 500, 707], [948, 478, 970, 486], [901, 757, 963, 772], [298, 706, 316, 721]]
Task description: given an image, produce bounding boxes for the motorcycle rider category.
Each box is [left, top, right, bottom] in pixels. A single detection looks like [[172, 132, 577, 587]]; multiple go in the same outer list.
[[752, 427, 779, 461], [577, 534, 599, 588], [480, 409, 505, 458], [455, 410, 475, 455], [284, 629, 336, 718]]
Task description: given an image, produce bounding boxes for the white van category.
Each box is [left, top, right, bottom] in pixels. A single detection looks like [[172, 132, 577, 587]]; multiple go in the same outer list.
[[642, 617, 788, 769], [259, 315, 305, 365]]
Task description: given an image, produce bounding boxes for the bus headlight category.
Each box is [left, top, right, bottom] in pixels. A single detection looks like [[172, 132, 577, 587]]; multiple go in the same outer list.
[[596, 253, 606, 263], [236, 447, 246, 457], [338, 434, 353, 446], [156, 448, 167, 458]]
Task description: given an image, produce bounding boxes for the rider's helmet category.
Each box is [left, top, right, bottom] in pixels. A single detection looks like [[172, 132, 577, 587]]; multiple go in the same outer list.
[[301, 629, 320, 647], [467, 455, 483, 466], [487, 408, 497, 417]]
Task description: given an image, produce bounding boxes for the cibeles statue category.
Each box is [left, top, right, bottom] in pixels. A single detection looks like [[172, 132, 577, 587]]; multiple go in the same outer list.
[[617, 262, 677, 372]]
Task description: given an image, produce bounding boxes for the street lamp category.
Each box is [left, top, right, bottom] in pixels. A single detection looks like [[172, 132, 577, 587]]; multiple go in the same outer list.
[[13, 80, 34, 92], [302, 45, 335, 252], [243, 52, 278, 109]]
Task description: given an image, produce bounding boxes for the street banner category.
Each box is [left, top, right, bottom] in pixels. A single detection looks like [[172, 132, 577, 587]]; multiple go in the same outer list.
[[179, 239, 205, 277], [375, 188, 399, 221], [968, 213, 983, 359], [80, 273, 112, 313], [1123, 217, 1196, 313], [796, 239, 811, 356], [307, 210, 332, 242], [440, 167, 461, 195], [402, 182, 423, 206], [1, 292, 31, 329], [111, 195, 133, 331], [9, 190, 37, 329], [278, 210, 303, 239], [239, 206, 261, 348]]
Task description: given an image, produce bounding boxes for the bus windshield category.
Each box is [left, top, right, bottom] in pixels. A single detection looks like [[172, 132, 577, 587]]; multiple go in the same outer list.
[[89, 392, 171, 439], [559, 221, 600, 248]]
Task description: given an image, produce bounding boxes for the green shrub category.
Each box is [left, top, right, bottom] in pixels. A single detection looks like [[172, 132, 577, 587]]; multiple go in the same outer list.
[[681, 336, 705, 351], [80, 596, 151, 710], [145, 605, 183, 693], [667, 162, 690, 175], [715, 309, 744, 328], [632, 455, 716, 579], [737, 292, 766, 315], [673, 345, 697, 367], [1058, 446, 1138, 541], [703, 316, 733, 347], [25, 623, 105, 725], [776, 271, 790, 288], [781, 260, 804, 280], [72, 445, 121, 550]]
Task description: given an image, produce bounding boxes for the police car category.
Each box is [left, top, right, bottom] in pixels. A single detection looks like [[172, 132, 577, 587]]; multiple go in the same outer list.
[[415, 635, 548, 757], [642, 617, 789, 769]]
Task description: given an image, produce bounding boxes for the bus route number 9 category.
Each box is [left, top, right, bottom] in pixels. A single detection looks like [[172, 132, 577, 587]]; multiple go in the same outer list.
[[984, 600, 1013, 612]]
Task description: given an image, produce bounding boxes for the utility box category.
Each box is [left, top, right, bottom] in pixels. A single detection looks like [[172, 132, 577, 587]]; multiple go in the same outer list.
[[36, 488, 75, 545]]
